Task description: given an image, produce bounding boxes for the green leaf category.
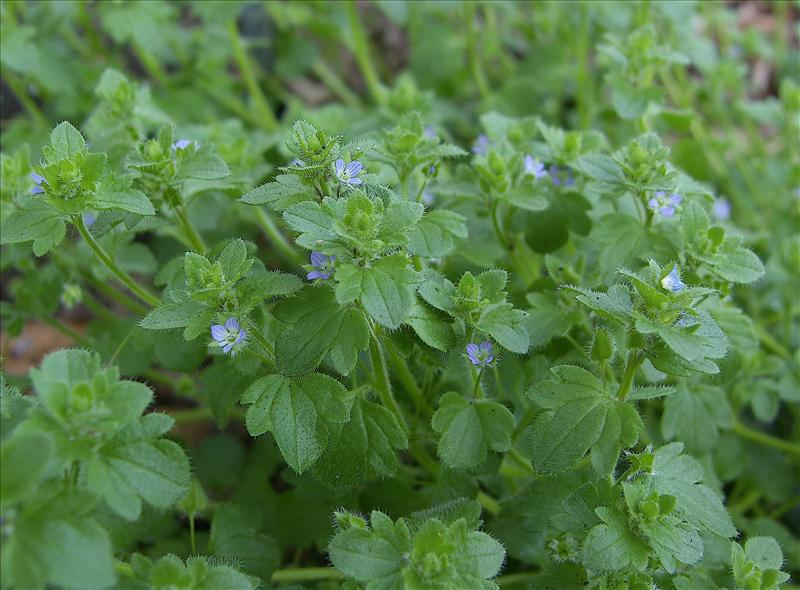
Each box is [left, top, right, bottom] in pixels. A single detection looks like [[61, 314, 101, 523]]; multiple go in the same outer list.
[[700, 246, 765, 284], [179, 145, 230, 180], [119, 554, 256, 590], [661, 385, 733, 453], [241, 374, 350, 473], [432, 392, 515, 470], [283, 200, 337, 243], [329, 515, 408, 588], [314, 397, 408, 490], [140, 300, 207, 331], [2, 490, 115, 590], [379, 200, 424, 243], [527, 365, 642, 475], [274, 287, 369, 376], [408, 210, 468, 257], [574, 154, 626, 185], [636, 311, 728, 362], [50, 121, 86, 158], [582, 507, 650, 572], [476, 303, 529, 354], [404, 300, 454, 351], [359, 255, 421, 329], [648, 443, 737, 538], [0, 203, 65, 256], [93, 177, 155, 215], [210, 504, 280, 581], [87, 414, 191, 520], [240, 175, 313, 210], [0, 431, 54, 509]]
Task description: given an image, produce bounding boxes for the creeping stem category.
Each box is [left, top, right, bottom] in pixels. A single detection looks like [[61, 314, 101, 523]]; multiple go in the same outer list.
[[74, 215, 161, 308]]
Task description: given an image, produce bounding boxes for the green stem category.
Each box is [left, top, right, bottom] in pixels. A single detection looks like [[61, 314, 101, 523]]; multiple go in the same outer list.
[[409, 443, 441, 477], [732, 421, 800, 460], [74, 216, 160, 308], [2, 69, 47, 128], [253, 207, 303, 265], [39, 316, 89, 345], [616, 350, 642, 401], [270, 567, 343, 584], [464, 2, 489, 100], [752, 323, 791, 359], [384, 342, 429, 414], [250, 328, 275, 359], [369, 335, 408, 432], [477, 490, 500, 515], [133, 43, 168, 86], [189, 512, 197, 554], [490, 199, 510, 249], [345, 2, 385, 104], [472, 367, 485, 399], [174, 206, 207, 255], [507, 447, 535, 477], [82, 271, 149, 315], [227, 20, 279, 132], [312, 60, 361, 107]]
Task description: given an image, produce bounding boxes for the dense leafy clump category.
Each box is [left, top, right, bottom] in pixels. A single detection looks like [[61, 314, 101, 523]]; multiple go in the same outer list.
[[1, 2, 798, 590]]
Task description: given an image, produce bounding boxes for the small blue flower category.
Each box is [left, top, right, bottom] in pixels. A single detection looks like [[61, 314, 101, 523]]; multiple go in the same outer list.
[[472, 134, 490, 155], [423, 126, 437, 140], [82, 213, 97, 228], [524, 155, 547, 180], [422, 190, 434, 205], [289, 158, 305, 167], [307, 251, 335, 280], [334, 159, 363, 186], [648, 191, 682, 217], [173, 139, 195, 151], [466, 341, 494, 366], [712, 197, 731, 220], [30, 172, 45, 195], [427, 164, 436, 176], [210, 317, 247, 355], [661, 265, 687, 293], [549, 165, 574, 187]]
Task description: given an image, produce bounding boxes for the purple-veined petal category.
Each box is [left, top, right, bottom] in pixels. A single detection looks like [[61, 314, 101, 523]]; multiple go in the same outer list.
[[224, 317, 240, 331], [334, 159, 345, 175], [466, 343, 479, 358], [648, 198, 659, 211], [236, 329, 247, 344], [223, 343, 233, 354], [30, 172, 44, 185], [478, 341, 492, 355], [307, 270, 325, 280], [310, 251, 326, 267], [31, 186, 45, 195], [346, 161, 363, 176], [211, 325, 227, 342], [660, 206, 676, 217], [668, 193, 683, 206], [347, 177, 362, 186]]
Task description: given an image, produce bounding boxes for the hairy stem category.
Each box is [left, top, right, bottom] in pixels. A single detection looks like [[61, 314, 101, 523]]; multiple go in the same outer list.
[[312, 60, 361, 107], [616, 350, 643, 401], [369, 335, 409, 432], [174, 206, 207, 255], [253, 207, 303, 265], [74, 216, 160, 307]]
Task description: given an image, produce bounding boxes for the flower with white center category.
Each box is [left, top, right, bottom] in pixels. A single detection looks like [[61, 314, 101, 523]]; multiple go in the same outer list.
[[334, 159, 363, 186], [648, 191, 682, 217], [524, 155, 547, 180], [210, 317, 247, 355]]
